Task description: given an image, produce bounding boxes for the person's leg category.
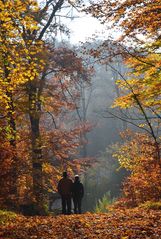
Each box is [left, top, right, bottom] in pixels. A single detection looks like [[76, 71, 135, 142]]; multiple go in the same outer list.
[[78, 197, 82, 214], [61, 196, 66, 214], [73, 197, 77, 214], [66, 196, 71, 214]]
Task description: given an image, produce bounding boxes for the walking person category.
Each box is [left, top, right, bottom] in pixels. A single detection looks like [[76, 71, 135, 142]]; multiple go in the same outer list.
[[57, 171, 73, 215], [72, 175, 84, 214]]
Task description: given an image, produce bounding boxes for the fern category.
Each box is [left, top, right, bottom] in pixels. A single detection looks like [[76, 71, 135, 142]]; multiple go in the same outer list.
[[94, 192, 114, 213]]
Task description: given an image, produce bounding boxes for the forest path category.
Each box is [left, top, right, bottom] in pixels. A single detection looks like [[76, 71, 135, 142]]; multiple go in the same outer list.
[[0, 208, 161, 238]]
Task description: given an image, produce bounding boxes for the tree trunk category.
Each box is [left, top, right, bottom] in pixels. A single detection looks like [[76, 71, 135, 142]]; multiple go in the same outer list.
[[7, 96, 18, 209], [4, 64, 18, 210], [29, 82, 45, 214], [5, 98, 19, 210]]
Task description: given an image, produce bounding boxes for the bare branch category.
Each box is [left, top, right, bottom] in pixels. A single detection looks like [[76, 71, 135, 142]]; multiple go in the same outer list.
[[102, 109, 151, 135], [46, 111, 57, 128], [38, 0, 65, 40]]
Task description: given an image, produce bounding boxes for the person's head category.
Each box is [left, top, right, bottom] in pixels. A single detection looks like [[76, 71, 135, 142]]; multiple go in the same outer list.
[[75, 175, 80, 182], [63, 171, 67, 178]]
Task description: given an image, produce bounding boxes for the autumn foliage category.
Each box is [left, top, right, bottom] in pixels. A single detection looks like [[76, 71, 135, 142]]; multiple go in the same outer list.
[[0, 208, 161, 238], [0, 1, 161, 232], [86, 0, 161, 209], [0, 0, 93, 212], [113, 131, 161, 207], [0, 1, 161, 239]]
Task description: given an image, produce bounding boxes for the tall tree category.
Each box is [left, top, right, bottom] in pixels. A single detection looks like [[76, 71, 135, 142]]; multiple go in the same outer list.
[[86, 0, 161, 205], [0, 0, 43, 210], [19, 0, 86, 213], [87, 0, 161, 161], [0, 0, 92, 213]]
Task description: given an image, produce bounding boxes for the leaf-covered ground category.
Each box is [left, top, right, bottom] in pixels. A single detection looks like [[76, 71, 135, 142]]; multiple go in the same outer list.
[[0, 208, 161, 239]]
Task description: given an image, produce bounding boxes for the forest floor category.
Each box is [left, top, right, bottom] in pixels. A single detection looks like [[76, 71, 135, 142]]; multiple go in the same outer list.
[[0, 208, 161, 239]]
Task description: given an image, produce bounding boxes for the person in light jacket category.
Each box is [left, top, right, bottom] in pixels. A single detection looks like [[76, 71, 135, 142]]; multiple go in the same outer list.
[[72, 175, 84, 214]]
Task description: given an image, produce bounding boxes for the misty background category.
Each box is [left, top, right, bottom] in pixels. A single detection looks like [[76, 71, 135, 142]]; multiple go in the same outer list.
[[42, 1, 128, 212]]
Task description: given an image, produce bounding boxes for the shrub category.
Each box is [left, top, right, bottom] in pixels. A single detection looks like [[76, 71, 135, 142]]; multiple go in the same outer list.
[[0, 209, 17, 225], [94, 192, 114, 213], [139, 201, 161, 210]]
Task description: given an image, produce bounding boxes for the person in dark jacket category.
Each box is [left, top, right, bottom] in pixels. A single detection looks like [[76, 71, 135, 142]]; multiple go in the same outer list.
[[72, 175, 84, 214], [57, 171, 73, 214]]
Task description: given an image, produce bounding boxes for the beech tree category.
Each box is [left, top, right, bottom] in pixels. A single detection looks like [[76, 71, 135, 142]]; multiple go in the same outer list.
[[0, 0, 44, 210], [86, 0, 161, 204], [21, 0, 89, 214], [87, 0, 161, 152], [0, 0, 92, 213]]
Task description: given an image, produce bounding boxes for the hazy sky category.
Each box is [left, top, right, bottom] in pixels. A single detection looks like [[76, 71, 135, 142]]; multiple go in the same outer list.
[[38, 0, 115, 45], [66, 12, 106, 44], [55, 8, 108, 45], [58, 11, 119, 45]]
